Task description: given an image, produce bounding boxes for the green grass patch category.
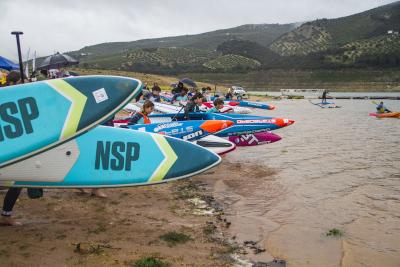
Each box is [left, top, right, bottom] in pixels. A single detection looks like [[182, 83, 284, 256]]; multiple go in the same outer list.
[[159, 231, 191, 246], [132, 256, 170, 267], [203, 224, 217, 236], [326, 228, 343, 237]]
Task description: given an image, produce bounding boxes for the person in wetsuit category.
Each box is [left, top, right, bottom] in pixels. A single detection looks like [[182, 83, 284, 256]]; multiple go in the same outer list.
[[321, 90, 328, 104], [184, 93, 204, 120]]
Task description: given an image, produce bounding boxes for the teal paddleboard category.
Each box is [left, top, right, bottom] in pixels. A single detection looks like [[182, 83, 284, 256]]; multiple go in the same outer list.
[[0, 75, 142, 168], [0, 126, 220, 188]]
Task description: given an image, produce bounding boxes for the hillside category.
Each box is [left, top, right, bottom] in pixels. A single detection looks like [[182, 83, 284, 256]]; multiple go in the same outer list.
[[76, 23, 296, 57], [79, 47, 218, 74], [270, 1, 400, 56], [59, 1, 400, 86]]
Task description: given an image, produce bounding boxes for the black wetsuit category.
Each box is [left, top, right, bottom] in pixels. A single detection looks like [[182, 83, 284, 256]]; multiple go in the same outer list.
[[322, 91, 327, 103], [2, 188, 22, 217], [184, 101, 200, 120]]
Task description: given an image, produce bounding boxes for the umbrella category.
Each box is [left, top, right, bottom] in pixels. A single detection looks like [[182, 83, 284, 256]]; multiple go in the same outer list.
[[179, 78, 197, 88], [0, 56, 19, 71], [37, 52, 79, 70]]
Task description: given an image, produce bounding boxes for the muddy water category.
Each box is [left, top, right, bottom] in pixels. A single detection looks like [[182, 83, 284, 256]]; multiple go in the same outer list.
[[212, 99, 400, 267]]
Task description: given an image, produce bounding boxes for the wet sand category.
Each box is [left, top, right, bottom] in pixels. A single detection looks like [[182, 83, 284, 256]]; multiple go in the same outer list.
[[0, 182, 233, 267]]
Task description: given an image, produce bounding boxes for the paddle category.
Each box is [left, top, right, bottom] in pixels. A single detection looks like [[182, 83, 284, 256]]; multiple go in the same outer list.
[[171, 103, 186, 121]]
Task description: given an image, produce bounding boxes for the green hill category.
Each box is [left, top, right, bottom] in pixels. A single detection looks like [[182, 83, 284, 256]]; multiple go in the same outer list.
[[203, 54, 261, 72], [62, 1, 400, 76], [77, 23, 296, 57], [79, 47, 218, 74], [270, 1, 400, 56]]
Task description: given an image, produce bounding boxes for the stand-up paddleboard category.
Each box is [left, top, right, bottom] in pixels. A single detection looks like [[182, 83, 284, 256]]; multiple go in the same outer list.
[[210, 97, 275, 110], [309, 100, 340, 108], [160, 92, 174, 102], [123, 103, 141, 113], [195, 135, 236, 155], [229, 132, 282, 146], [0, 126, 220, 188], [127, 120, 233, 141], [369, 112, 400, 118], [202, 102, 251, 114], [149, 113, 294, 137], [0, 75, 142, 168], [229, 100, 275, 110]]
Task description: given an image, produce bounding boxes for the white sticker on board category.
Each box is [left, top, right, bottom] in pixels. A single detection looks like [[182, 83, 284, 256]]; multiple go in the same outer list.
[[93, 88, 108, 103]]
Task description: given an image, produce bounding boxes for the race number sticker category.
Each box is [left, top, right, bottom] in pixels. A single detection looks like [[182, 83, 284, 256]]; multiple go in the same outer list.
[[93, 88, 108, 103]]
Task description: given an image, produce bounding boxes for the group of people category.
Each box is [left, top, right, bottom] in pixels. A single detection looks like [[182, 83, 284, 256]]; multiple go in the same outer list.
[[0, 77, 230, 226], [129, 81, 227, 125]]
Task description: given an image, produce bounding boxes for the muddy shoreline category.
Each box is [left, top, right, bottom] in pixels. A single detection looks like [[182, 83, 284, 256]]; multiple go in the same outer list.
[[0, 159, 282, 267]]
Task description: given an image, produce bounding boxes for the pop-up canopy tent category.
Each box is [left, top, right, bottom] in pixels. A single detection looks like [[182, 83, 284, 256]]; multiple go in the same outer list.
[[0, 56, 19, 71]]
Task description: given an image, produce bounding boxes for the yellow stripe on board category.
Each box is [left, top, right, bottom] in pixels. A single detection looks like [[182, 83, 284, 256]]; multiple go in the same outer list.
[[47, 80, 87, 139], [0, 181, 15, 187], [149, 135, 178, 182]]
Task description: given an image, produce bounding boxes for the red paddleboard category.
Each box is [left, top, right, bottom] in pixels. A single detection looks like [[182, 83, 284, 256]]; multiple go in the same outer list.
[[229, 132, 282, 146]]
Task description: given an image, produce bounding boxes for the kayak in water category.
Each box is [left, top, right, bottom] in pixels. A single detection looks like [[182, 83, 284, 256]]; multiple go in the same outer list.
[[309, 100, 341, 108], [369, 112, 400, 118]]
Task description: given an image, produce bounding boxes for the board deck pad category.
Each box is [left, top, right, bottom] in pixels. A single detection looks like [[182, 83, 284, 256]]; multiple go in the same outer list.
[[0, 126, 221, 188], [0, 75, 142, 168]]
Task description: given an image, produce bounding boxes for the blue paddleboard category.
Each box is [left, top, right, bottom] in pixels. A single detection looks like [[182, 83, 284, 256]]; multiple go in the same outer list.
[[148, 112, 294, 136], [127, 120, 233, 141], [0, 126, 220, 188], [0, 75, 142, 168], [229, 100, 275, 110]]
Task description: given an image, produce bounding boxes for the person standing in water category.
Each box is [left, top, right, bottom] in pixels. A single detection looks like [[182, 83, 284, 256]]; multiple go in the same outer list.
[[321, 90, 328, 104]]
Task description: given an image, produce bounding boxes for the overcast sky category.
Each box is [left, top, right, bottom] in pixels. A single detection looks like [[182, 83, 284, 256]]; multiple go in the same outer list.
[[1, 0, 396, 61]]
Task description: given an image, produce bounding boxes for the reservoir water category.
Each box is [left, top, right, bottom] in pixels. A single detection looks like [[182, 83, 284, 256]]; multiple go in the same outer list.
[[206, 99, 400, 266]]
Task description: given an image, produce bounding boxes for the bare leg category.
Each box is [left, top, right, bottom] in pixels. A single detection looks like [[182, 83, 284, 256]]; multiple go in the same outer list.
[[91, 189, 107, 198]]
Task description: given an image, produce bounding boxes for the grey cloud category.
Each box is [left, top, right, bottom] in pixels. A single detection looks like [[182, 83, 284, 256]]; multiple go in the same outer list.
[[0, 0, 396, 61]]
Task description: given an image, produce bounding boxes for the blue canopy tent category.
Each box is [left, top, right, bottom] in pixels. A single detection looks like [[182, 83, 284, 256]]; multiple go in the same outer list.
[[0, 56, 19, 71]]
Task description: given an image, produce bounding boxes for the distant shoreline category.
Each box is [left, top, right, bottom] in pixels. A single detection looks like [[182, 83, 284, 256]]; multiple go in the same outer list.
[[73, 68, 400, 92]]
